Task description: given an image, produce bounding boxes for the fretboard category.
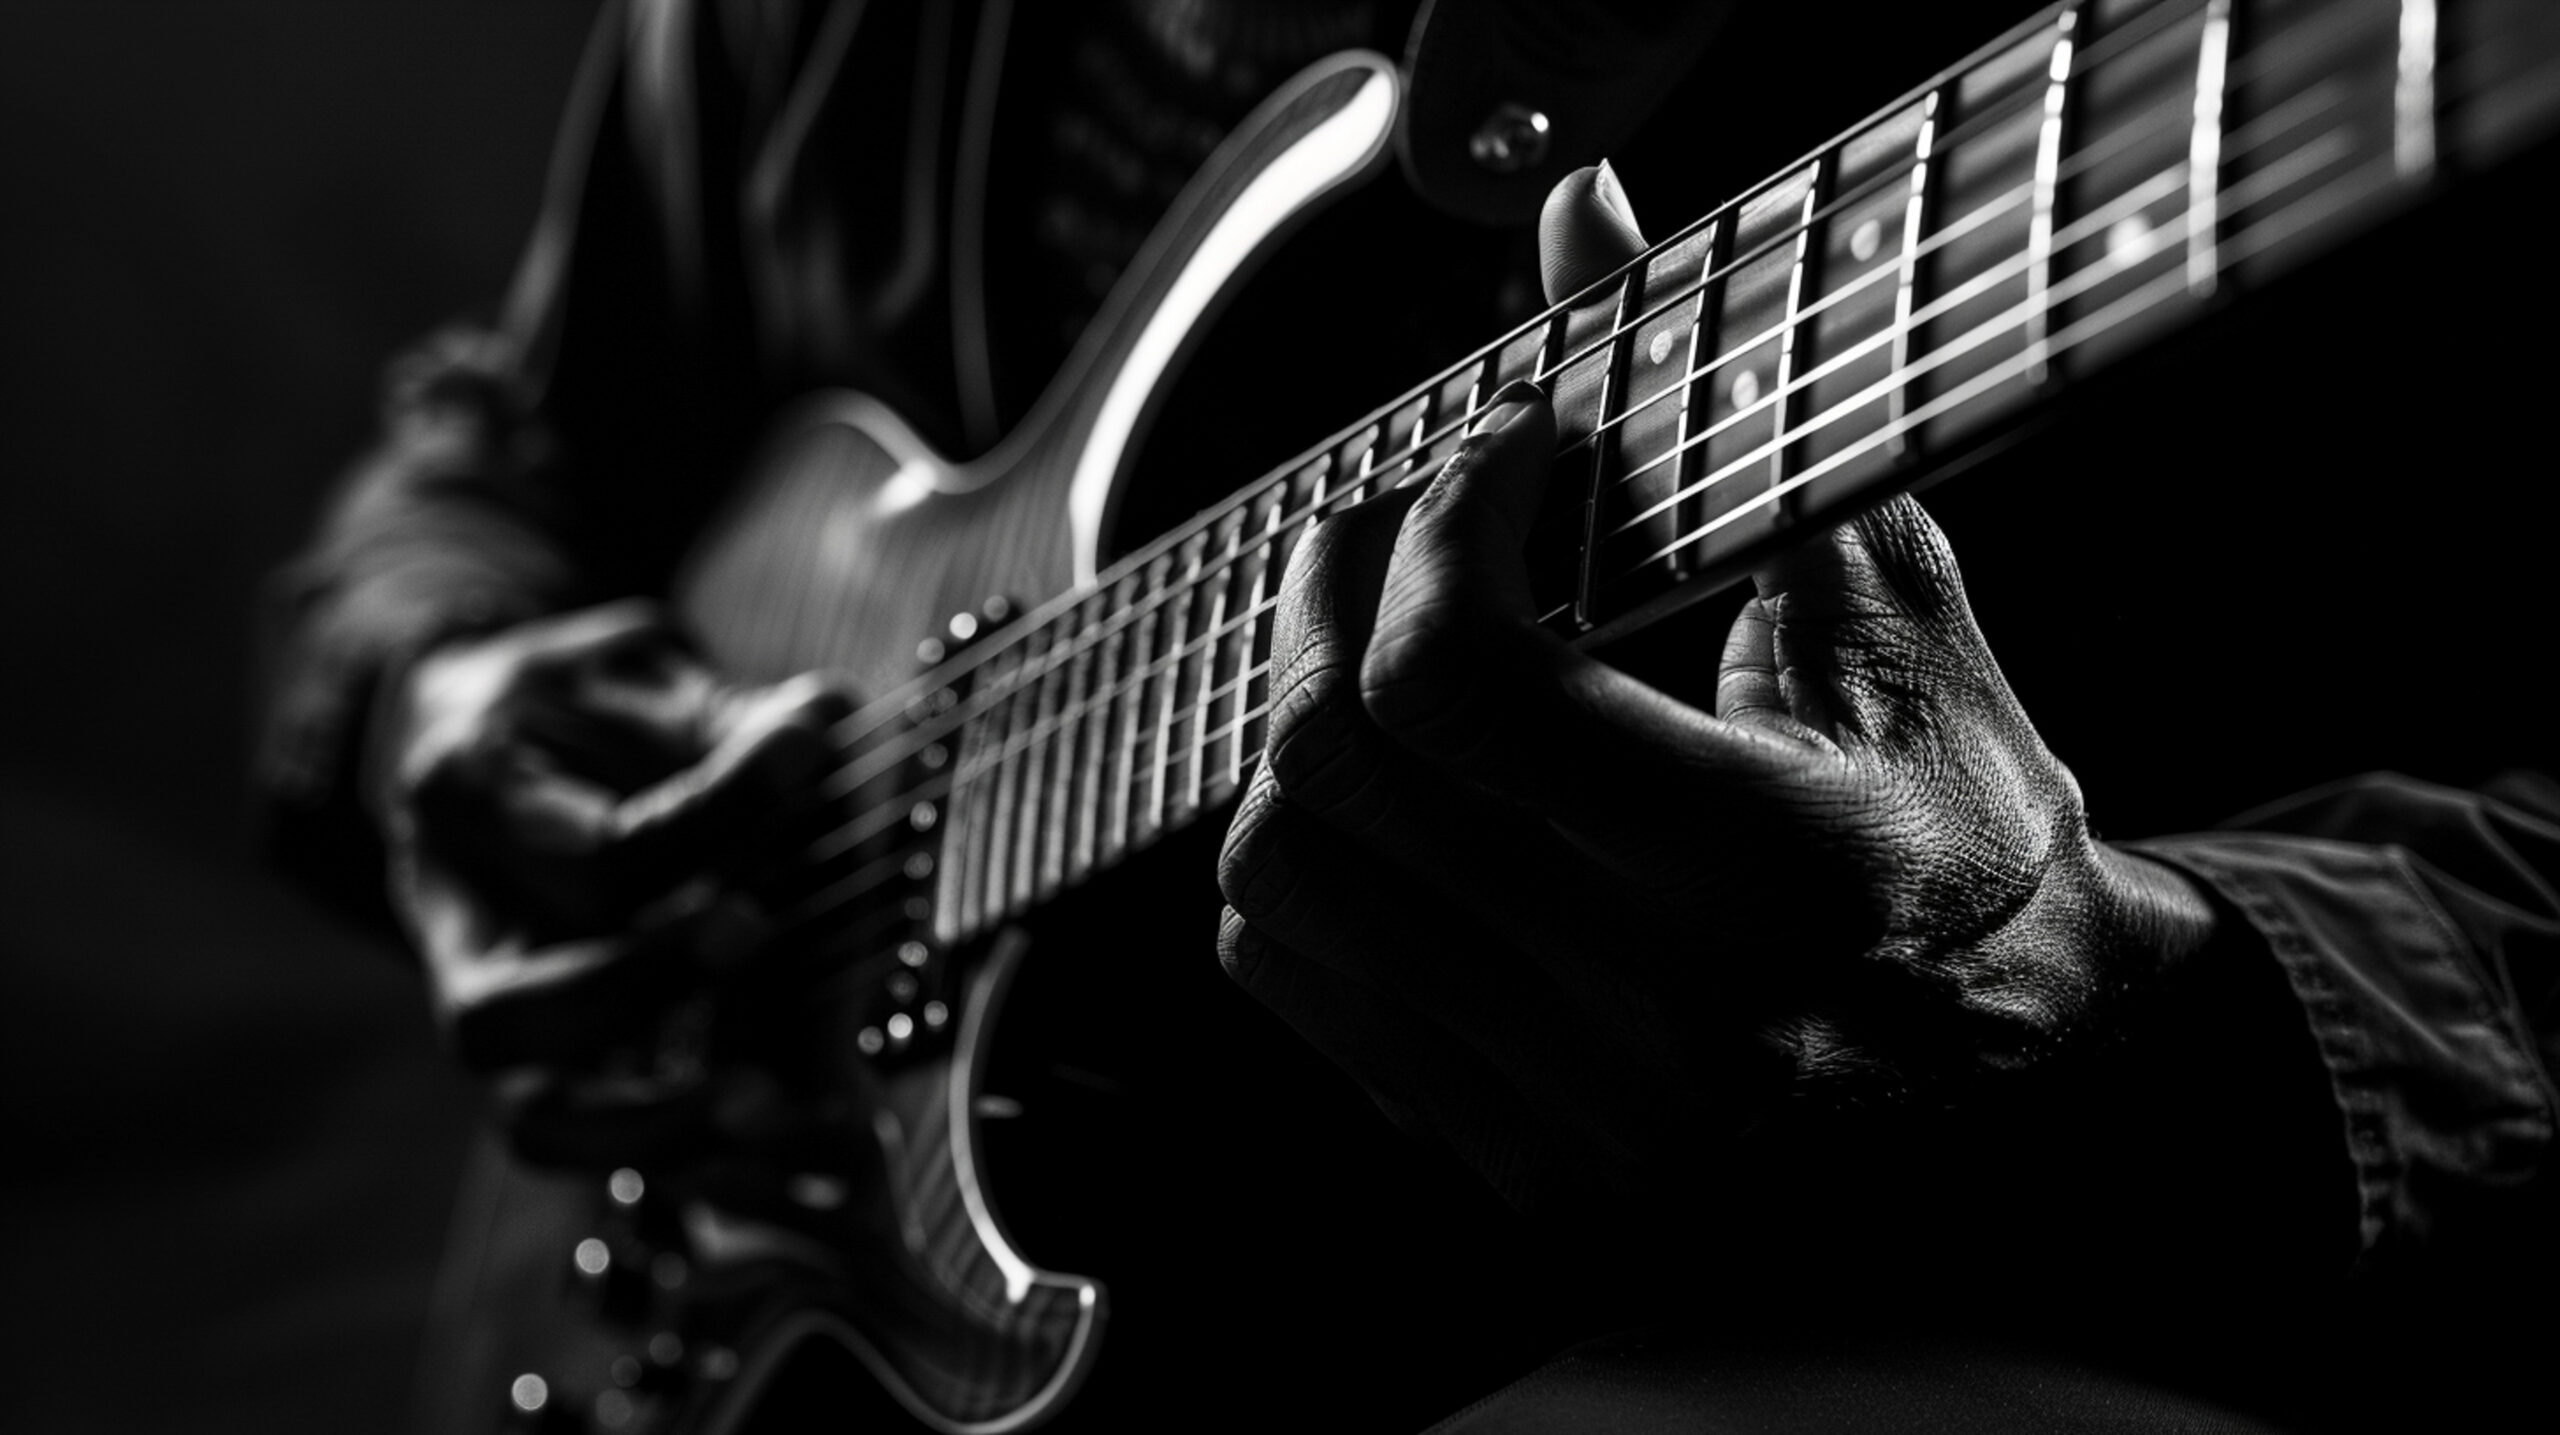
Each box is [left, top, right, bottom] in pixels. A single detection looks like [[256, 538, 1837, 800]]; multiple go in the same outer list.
[[890, 0, 2556, 947]]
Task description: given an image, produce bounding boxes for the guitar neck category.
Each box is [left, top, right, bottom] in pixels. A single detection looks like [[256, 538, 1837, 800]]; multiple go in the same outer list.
[[906, 0, 2555, 946]]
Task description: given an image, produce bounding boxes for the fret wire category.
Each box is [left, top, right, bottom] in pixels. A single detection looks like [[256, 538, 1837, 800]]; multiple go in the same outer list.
[[817, 1, 2384, 768], [1068, 592, 1109, 873], [1767, 156, 1827, 523], [815, 13, 2413, 823], [1609, 123, 2379, 582], [825, 9, 2311, 774], [2188, 0, 2234, 296], [2025, 2, 2084, 384], [1599, 162, 2195, 545], [1185, 527, 1229, 812], [1049, 603, 1092, 887], [826, 33, 2098, 745], [840, 140, 2087, 797], [1664, 219, 1720, 577], [2394, 0, 2438, 180], [808, 643, 1287, 891], [1591, 57, 2373, 529], [1888, 88, 1942, 456], [1557, 12, 2370, 468], [801, 136, 2447, 937], [980, 641, 1031, 920], [905, 137, 2235, 834], [1103, 572, 1142, 855], [1021, 619, 1063, 899], [1574, 267, 1643, 625], [822, 65, 2363, 810], [1231, 493, 1285, 788], [781, 669, 1285, 938], [783, 26, 2512, 948], [1149, 546, 1198, 830], [950, 595, 1281, 788]]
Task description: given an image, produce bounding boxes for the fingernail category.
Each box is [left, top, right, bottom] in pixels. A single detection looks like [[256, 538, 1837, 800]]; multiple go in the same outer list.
[[1471, 379, 1545, 436], [1595, 159, 1640, 233]]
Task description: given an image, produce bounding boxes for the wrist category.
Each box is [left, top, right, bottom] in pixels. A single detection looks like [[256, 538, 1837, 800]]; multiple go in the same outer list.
[[2088, 839, 2222, 976]]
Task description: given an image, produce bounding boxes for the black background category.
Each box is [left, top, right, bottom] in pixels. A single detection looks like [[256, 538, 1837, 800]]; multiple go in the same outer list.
[[1, 6, 597, 1431]]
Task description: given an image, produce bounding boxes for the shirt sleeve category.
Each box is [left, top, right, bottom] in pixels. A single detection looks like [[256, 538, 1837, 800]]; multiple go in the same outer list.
[[2130, 770, 2560, 1281], [253, 0, 774, 918]]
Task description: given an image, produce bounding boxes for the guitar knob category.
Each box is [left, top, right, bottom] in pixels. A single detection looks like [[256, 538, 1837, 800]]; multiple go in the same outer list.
[[501, 1373, 585, 1433], [568, 1235, 653, 1326]]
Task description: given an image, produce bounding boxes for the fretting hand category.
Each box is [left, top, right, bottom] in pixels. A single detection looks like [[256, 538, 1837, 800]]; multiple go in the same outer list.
[[373, 599, 849, 1166], [1214, 165, 2219, 1219]]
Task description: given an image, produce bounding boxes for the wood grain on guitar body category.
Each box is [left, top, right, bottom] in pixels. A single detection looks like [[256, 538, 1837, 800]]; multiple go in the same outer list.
[[453, 2, 2560, 1431]]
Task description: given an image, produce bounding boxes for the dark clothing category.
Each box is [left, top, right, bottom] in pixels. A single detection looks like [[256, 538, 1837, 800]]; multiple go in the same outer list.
[[258, 0, 2560, 1428]]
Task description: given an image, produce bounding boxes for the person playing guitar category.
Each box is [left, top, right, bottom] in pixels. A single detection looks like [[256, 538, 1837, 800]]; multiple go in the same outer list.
[[260, 0, 2560, 1429]]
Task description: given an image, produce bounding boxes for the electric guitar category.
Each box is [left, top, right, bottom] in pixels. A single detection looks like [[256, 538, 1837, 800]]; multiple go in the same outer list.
[[430, 1, 2560, 1430]]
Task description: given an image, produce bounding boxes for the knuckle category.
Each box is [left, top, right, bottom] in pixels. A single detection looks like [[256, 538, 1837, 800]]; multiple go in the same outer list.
[[1214, 777, 1298, 921], [1264, 652, 1374, 806], [1215, 908, 1264, 987], [1358, 590, 1480, 743]]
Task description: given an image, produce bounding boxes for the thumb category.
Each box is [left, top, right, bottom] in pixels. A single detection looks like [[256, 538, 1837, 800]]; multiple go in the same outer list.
[[1539, 161, 1648, 303]]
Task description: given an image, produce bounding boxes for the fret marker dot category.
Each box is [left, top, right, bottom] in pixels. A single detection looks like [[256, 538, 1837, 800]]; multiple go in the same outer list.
[[909, 801, 938, 831], [1647, 331, 1675, 366], [1850, 218, 1883, 262], [1729, 368, 1761, 411], [2106, 215, 2156, 266]]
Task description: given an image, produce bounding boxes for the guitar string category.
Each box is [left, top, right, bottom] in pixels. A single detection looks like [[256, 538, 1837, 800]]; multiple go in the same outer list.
[[769, 138, 2416, 942], [813, 21, 2389, 803], [1590, 130, 2315, 555], [810, 0, 2374, 766], [986, 113, 2386, 808], [1593, 16, 2539, 564], [797, 87, 2402, 890], [780, 10, 2490, 935], [810, 70, 2355, 818]]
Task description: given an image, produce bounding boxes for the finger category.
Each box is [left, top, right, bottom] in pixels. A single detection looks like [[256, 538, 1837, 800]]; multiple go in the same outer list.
[[1715, 595, 1841, 750], [412, 862, 767, 1070], [1217, 906, 1624, 1213], [1363, 388, 1837, 845], [1538, 161, 1649, 304], [1252, 492, 1700, 1062], [1747, 495, 2003, 746], [602, 674, 853, 893]]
